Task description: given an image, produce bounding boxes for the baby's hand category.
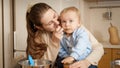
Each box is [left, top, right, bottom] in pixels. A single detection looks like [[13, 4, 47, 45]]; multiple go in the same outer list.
[[52, 26, 63, 43], [62, 57, 74, 64]]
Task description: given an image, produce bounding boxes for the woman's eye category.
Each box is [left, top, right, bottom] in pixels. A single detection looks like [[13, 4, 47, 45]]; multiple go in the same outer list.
[[61, 21, 66, 23], [54, 15, 56, 19], [48, 21, 53, 25], [54, 13, 57, 19]]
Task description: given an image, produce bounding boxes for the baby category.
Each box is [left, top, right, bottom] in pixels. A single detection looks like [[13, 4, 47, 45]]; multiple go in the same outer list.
[[57, 7, 92, 68]]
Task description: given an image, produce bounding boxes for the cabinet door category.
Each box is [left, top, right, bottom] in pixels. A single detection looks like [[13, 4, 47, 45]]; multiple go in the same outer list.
[[98, 48, 112, 68], [112, 48, 120, 60]]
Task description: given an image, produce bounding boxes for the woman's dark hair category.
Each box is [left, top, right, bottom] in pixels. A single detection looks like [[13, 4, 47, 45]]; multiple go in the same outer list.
[[26, 3, 52, 37], [26, 3, 52, 59]]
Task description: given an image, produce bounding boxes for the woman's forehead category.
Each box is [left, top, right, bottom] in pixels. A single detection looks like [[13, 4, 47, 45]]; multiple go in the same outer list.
[[41, 9, 56, 24]]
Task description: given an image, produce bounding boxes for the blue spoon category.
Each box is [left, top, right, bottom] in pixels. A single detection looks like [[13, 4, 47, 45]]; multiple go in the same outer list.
[[28, 55, 34, 66]]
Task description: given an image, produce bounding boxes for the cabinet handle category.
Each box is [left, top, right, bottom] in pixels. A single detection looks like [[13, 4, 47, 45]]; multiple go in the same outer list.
[[116, 52, 120, 55]]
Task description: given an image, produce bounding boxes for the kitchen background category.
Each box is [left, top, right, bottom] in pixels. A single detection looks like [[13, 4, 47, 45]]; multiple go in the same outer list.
[[0, 0, 120, 68]]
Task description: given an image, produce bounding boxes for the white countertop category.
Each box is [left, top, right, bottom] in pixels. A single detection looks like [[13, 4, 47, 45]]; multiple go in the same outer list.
[[101, 42, 120, 48]]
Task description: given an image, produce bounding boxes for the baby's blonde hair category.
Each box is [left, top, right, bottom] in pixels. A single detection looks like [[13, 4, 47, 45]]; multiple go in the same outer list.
[[60, 7, 81, 19]]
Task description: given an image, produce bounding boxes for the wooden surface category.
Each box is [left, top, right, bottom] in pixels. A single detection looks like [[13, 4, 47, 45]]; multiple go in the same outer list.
[[98, 48, 120, 68], [98, 48, 112, 68]]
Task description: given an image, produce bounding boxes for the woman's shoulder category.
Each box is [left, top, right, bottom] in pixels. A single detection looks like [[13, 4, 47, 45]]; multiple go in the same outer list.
[[79, 24, 86, 29], [79, 24, 91, 34], [76, 25, 87, 33]]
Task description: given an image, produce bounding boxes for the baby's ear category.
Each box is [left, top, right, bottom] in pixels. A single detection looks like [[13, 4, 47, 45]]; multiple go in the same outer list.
[[35, 26, 44, 30]]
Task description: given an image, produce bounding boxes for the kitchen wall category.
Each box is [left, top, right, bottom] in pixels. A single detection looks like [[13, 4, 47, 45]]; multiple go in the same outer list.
[[84, 1, 120, 43]]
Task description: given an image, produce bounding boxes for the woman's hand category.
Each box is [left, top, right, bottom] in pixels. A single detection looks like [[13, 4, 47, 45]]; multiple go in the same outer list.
[[52, 26, 63, 43], [70, 59, 91, 68]]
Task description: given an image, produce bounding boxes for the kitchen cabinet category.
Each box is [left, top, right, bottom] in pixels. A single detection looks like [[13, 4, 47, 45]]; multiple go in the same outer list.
[[98, 48, 120, 68], [98, 48, 112, 68]]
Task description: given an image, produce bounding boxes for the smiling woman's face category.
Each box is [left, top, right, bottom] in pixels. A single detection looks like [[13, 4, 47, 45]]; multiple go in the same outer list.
[[41, 9, 59, 32]]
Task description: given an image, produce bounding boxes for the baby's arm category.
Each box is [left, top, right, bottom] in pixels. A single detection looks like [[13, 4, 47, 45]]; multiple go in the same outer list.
[[70, 30, 92, 61], [59, 41, 68, 58]]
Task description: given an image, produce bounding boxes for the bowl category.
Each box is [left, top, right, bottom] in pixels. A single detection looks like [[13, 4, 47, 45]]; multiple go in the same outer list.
[[18, 59, 52, 68]]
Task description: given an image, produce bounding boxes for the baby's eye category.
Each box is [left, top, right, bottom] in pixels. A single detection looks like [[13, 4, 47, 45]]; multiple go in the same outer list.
[[69, 20, 73, 22]]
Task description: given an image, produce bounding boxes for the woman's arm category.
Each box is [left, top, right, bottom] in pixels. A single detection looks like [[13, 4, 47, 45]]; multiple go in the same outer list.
[[85, 28, 104, 65]]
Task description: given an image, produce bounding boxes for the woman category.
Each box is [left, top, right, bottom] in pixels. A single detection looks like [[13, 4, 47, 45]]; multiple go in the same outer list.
[[26, 3, 63, 62], [26, 3, 104, 68]]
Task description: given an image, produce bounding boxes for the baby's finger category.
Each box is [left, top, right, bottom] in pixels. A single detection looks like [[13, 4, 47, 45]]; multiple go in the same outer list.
[[56, 26, 63, 33], [59, 28, 63, 34], [55, 25, 61, 32], [61, 59, 66, 63]]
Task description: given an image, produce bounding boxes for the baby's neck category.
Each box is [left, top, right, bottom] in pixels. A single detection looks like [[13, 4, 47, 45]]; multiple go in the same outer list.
[[65, 33, 72, 37]]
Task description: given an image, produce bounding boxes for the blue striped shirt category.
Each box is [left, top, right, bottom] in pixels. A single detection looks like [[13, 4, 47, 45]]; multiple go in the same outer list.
[[59, 26, 92, 61]]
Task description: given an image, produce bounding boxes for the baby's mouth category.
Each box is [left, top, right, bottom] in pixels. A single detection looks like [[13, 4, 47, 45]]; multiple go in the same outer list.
[[64, 28, 70, 30]]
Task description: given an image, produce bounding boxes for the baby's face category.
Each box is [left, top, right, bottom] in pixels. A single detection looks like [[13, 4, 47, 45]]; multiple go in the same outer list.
[[60, 11, 80, 35]]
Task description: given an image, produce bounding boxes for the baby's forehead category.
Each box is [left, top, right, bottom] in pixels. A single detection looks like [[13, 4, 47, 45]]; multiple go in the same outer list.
[[60, 11, 78, 17]]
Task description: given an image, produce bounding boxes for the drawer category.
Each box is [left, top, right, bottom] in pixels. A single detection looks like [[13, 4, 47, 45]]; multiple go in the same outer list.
[[112, 49, 120, 60]]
